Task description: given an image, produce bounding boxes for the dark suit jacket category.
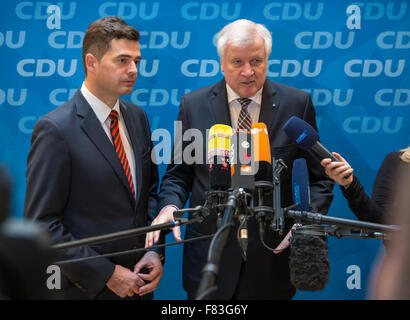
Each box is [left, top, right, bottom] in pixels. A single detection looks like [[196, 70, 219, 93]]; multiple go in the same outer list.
[[24, 90, 159, 299], [158, 79, 334, 299]]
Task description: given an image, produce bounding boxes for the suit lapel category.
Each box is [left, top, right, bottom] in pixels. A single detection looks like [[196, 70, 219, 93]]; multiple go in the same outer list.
[[74, 90, 135, 205], [258, 81, 280, 139], [208, 79, 232, 126]]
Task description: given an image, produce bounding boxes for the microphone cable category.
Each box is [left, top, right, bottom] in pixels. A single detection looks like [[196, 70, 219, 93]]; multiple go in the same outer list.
[[258, 220, 287, 254]]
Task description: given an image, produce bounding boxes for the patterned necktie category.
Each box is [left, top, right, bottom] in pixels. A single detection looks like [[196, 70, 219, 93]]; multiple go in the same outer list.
[[237, 98, 252, 130], [109, 110, 135, 199]]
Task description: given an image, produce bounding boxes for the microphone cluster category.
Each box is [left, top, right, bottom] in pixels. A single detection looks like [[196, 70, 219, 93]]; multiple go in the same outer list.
[[198, 117, 397, 297]]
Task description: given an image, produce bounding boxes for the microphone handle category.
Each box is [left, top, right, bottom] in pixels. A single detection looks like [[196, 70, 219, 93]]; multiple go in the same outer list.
[[311, 142, 339, 161], [311, 142, 352, 179]]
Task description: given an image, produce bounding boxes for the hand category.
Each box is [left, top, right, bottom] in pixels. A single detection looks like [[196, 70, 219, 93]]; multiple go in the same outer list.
[[145, 205, 182, 248], [106, 264, 146, 298], [320, 152, 354, 188], [133, 251, 164, 296]]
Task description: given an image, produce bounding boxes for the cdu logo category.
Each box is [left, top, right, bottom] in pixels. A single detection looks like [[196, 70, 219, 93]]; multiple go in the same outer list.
[[343, 117, 403, 134], [17, 59, 78, 77], [295, 32, 355, 50], [139, 31, 191, 50], [98, 2, 159, 20], [344, 59, 405, 78], [0, 31, 26, 49], [0, 89, 27, 106], [263, 2, 324, 21], [181, 2, 241, 20], [267, 60, 323, 78]]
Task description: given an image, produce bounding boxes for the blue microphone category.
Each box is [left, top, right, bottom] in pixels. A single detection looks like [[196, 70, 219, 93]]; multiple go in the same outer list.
[[283, 116, 339, 162], [292, 158, 311, 211]]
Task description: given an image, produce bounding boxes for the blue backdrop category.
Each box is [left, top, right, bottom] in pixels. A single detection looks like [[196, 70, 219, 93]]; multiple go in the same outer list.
[[0, 0, 409, 300]]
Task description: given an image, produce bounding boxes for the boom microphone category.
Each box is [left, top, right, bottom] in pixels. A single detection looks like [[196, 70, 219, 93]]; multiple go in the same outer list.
[[289, 232, 330, 291], [289, 158, 330, 291]]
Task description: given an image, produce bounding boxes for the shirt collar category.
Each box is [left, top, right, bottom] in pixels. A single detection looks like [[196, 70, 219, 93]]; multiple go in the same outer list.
[[81, 83, 120, 124], [226, 83, 263, 105]]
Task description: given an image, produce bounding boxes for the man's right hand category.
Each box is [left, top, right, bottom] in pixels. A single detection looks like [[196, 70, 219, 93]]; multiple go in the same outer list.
[[106, 265, 146, 298], [145, 205, 182, 248]]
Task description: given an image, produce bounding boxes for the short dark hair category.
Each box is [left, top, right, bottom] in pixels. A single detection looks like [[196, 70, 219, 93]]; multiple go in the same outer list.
[[82, 16, 140, 75]]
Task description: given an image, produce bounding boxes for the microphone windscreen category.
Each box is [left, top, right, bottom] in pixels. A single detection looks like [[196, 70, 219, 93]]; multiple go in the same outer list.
[[289, 231, 330, 291], [283, 116, 319, 151], [251, 123, 271, 164], [292, 158, 311, 211], [251, 123, 272, 182], [208, 124, 233, 190], [208, 124, 233, 157]]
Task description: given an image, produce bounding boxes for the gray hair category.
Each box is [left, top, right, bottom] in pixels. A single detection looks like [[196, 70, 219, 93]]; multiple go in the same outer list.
[[216, 19, 272, 61]]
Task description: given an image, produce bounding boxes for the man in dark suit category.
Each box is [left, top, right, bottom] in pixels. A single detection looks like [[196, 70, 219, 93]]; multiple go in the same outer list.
[[146, 19, 334, 299], [24, 17, 163, 300]]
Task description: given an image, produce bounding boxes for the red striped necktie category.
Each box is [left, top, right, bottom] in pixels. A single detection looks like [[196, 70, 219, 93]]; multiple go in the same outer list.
[[109, 110, 135, 199], [237, 98, 252, 131]]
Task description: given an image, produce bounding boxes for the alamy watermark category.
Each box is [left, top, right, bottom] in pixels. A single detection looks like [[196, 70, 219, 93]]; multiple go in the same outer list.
[[151, 121, 262, 170]]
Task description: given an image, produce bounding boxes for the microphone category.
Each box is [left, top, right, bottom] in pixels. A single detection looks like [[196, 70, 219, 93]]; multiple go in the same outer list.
[[230, 129, 255, 260], [283, 116, 339, 162], [289, 157, 330, 291], [208, 124, 233, 227], [292, 158, 311, 212], [208, 124, 233, 190], [250, 123, 278, 250], [230, 129, 255, 192], [251, 123, 272, 183]]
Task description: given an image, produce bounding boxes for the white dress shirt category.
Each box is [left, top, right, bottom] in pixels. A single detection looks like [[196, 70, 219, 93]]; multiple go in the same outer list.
[[226, 84, 263, 130]]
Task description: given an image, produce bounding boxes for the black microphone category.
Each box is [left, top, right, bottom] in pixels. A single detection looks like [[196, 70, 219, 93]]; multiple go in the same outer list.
[[289, 158, 330, 291], [230, 129, 255, 260], [230, 129, 255, 193]]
